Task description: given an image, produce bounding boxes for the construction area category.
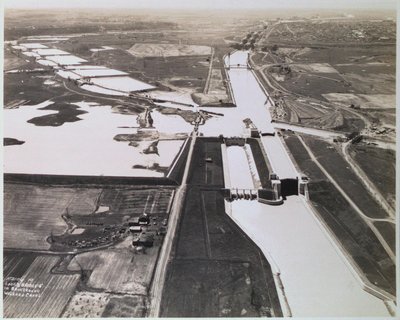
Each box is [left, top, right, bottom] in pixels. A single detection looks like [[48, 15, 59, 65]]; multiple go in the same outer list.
[[3, 7, 396, 318]]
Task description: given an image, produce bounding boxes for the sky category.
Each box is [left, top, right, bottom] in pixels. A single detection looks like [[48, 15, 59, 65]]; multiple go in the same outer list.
[[4, 0, 397, 10]]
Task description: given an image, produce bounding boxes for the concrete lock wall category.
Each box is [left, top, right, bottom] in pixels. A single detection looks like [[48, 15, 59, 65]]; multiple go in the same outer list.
[[271, 180, 281, 199]]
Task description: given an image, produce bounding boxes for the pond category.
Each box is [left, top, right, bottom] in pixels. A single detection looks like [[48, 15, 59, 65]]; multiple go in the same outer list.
[[4, 101, 186, 177]]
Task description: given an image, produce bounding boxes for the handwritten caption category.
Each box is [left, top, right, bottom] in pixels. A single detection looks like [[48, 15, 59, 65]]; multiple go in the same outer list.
[[4, 277, 43, 298]]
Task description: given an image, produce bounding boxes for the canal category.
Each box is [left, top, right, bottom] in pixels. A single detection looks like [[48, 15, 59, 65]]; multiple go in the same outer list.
[[223, 50, 391, 317]]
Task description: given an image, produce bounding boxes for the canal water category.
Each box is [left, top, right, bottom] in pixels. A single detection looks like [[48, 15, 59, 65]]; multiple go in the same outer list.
[[226, 145, 259, 189], [199, 52, 274, 136], [223, 51, 390, 317]]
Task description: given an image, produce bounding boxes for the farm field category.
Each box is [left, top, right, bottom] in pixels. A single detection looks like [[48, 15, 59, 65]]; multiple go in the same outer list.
[[99, 187, 174, 216], [4, 64, 66, 106], [4, 183, 176, 317], [67, 248, 159, 295], [322, 93, 396, 110], [3, 184, 87, 250], [4, 251, 40, 279], [4, 48, 32, 71], [4, 183, 174, 251], [87, 48, 210, 87], [101, 295, 147, 317], [374, 222, 396, 253], [349, 142, 396, 209], [62, 292, 110, 318], [300, 134, 389, 219], [4, 253, 80, 318], [128, 43, 212, 57], [308, 181, 395, 295], [282, 132, 396, 296]]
